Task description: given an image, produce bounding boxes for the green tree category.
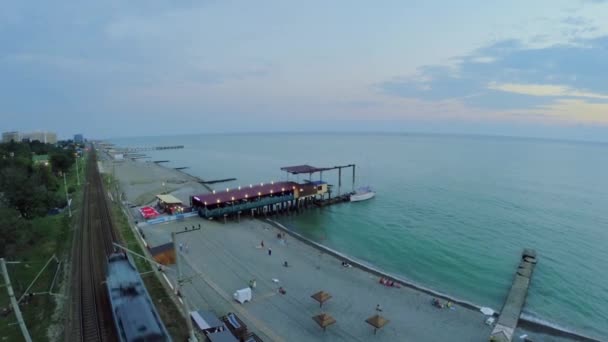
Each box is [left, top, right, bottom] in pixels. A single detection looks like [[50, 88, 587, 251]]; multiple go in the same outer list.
[[0, 167, 49, 218], [0, 208, 33, 256], [49, 152, 74, 174]]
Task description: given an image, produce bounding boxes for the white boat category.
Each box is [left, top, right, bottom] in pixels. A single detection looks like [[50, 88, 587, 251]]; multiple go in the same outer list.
[[350, 186, 375, 202]]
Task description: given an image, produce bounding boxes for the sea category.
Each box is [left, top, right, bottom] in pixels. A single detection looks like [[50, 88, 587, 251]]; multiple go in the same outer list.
[[110, 133, 608, 339]]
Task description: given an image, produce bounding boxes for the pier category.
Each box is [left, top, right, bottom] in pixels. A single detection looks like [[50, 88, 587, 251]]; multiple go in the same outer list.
[[490, 249, 537, 342], [200, 177, 237, 185], [125, 145, 184, 152], [190, 164, 358, 221]]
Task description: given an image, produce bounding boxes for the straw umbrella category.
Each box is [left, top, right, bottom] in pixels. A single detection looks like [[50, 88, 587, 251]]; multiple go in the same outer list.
[[311, 291, 332, 308], [312, 313, 336, 332], [365, 314, 389, 335]]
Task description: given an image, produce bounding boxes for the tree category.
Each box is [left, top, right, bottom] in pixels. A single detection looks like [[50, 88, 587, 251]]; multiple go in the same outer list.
[[50, 152, 73, 174], [0, 167, 49, 218], [0, 208, 33, 256]]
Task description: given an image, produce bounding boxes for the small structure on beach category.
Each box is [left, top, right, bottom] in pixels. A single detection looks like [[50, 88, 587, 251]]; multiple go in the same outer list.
[[311, 291, 332, 308], [149, 242, 175, 265], [312, 313, 336, 332], [366, 314, 389, 335], [155, 194, 184, 214]]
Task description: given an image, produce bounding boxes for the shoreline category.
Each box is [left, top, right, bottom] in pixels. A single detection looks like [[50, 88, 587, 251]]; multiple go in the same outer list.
[[266, 218, 603, 342], [106, 147, 604, 342]]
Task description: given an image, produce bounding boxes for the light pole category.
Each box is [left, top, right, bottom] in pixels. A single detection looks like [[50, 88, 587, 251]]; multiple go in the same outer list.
[[0, 258, 32, 342], [172, 226, 201, 342], [63, 173, 72, 218], [75, 155, 80, 186]]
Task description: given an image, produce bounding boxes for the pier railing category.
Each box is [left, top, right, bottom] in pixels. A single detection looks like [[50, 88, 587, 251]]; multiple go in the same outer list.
[[198, 194, 294, 218]]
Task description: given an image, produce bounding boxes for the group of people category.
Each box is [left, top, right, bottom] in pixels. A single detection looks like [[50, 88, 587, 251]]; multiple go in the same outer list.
[[379, 277, 400, 288], [432, 298, 453, 309]]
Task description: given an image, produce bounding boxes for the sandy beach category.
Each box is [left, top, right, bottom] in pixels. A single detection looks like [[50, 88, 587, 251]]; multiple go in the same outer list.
[[109, 158, 210, 206], [103, 155, 586, 342]]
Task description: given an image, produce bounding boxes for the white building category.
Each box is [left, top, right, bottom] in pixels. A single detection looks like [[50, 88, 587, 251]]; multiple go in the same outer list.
[[2, 131, 20, 143], [21, 131, 57, 144]]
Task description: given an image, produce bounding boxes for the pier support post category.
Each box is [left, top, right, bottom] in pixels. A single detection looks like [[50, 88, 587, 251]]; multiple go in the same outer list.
[[223, 214, 227, 224], [338, 167, 342, 196], [352, 164, 356, 192]]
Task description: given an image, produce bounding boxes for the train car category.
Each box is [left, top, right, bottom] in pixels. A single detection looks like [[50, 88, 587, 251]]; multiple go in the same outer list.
[[106, 252, 172, 342]]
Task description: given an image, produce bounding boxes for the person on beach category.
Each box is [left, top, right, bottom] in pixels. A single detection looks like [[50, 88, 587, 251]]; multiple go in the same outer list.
[[261, 240, 264, 248], [278, 286, 286, 295], [184, 242, 189, 253], [283, 261, 289, 267], [268, 248, 272, 256], [376, 304, 383, 312], [179, 242, 183, 252]]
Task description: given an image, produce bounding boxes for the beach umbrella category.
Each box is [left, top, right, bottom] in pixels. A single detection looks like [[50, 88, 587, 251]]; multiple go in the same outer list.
[[365, 314, 389, 335], [311, 291, 332, 308], [312, 313, 336, 332], [480, 307, 495, 316]]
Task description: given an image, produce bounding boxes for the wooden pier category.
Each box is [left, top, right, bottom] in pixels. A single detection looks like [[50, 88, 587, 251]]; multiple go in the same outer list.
[[490, 249, 537, 342], [125, 145, 184, 152], [200, 178, 237, 185], [314, 193, 352, 206]]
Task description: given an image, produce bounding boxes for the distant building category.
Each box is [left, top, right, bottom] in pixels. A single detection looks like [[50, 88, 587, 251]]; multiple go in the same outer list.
[[21, 131, 57, 144], [2, 131, 20, 143], [74, 134, 84, 144]]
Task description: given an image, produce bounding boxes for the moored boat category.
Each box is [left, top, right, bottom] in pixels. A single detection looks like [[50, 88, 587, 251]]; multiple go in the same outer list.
[[350, 186, 375, 202]]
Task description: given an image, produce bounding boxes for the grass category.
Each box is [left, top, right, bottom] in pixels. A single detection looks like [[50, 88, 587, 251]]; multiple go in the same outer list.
[[104, 174, 188, 341], [0, 157, 85, 342]]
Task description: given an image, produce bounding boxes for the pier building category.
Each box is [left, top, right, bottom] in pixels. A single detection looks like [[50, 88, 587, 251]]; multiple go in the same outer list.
[[191, 180, 328, 219]]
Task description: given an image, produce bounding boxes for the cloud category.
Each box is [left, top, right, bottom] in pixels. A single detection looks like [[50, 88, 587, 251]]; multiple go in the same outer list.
[[378, 35, 608, 123], [488, 83, 608, 99], [562, 16, 590, 26]]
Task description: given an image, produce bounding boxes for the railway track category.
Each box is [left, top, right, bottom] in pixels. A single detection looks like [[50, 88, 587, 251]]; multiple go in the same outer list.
[[69, 150, 118, 342]]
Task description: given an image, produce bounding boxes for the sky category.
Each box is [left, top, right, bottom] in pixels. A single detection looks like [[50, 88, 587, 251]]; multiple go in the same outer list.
[[2, 0, 608, 141]]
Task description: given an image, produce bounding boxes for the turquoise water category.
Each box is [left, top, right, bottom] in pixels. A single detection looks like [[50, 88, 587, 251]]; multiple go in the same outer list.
[[111, 133, 608, 339]]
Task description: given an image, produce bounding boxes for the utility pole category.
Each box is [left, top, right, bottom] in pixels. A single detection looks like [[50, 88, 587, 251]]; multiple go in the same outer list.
[[75, 156, 80, 186], [63, 173, 72, 218], [172, 227, 201, 342], [1, 258, 33, 342]]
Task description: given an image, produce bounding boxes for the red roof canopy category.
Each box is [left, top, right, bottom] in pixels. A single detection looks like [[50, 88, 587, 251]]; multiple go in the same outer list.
[[192, 181, 298, 206]]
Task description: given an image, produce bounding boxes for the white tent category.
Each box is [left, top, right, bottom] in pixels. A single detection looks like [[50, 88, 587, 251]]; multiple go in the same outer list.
[[480, 307, 495, 316], [233, 287, 252, 304]]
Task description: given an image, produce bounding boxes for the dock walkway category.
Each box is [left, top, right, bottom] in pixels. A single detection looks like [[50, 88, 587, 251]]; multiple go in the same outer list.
[[490, 249, 537, 342]]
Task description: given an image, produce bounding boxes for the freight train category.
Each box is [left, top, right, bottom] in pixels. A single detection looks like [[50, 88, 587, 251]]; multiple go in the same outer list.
[[106, 252, 172, 342]]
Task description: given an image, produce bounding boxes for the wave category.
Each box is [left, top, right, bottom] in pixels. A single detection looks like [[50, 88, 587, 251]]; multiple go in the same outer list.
[[518, 312, 602, 342]]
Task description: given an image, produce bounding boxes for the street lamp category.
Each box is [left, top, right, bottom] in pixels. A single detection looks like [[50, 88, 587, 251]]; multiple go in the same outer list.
[[75, 155, 80, 186], [172, 226, 202, 342]]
